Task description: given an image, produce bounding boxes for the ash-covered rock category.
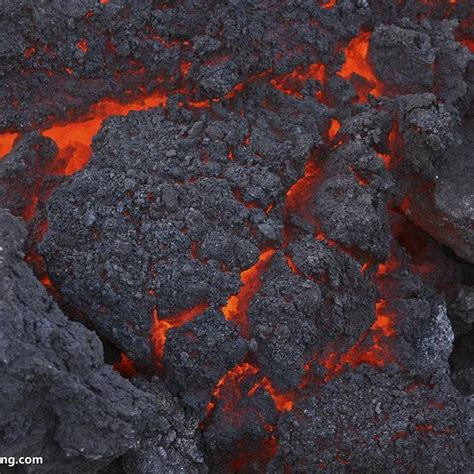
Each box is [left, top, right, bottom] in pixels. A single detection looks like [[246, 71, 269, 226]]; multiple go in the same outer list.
[[270, 367, 473, 472], [247, 246, 375, 391], [203, 364, 279, 473], [247, 252, 323, 391], [0, 209, 204, 472], [288, 237, 377, 339], [40, 95, 327, 370]]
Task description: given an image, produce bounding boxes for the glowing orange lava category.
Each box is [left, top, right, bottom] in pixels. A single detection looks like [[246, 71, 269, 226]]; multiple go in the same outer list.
[[207, 362, 259, 415], [321, 300, 396, 379], [271, 63, 326, 98], [377, 152, 391, 169], [328, 118, 341, 141], [152, 301, 208, 367], [285, 159, 322, 221], [248, 376, 294, 412], [207, 362, 293, 416], [24, 47, 36, 58], [338, 31, 384, 102], [320, 256, 399, 380], [76, 39, 89, 53], [0, 132, 19, 160], [321, 0, 336, 8], [42, 93, 167, 175], [113, 353, 137, 378], [222, 249, 276, 338]]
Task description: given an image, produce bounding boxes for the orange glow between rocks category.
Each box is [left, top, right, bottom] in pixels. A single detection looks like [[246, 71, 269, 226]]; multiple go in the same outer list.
[[460, 38, 474, 52], [271, 63, 326, 99], [152, 302, 209, 367], [42, 92, 167, 175], [207, 362, 293, 417], [377, 152, 392, 169], [0, 132, 19, 160], [24, 47, 36, 58], [113, 353, 137, 378], [206, 362, 259, 416], [248, 376, 295, 412], [222, 249, 276, 338], [76, 39, 89, 53], [338, 31, 384, 102], [328, 118, 340, 141], [285, 159, 322, 221], [320, 254, 400, 380], [321, 0, 336, 8]]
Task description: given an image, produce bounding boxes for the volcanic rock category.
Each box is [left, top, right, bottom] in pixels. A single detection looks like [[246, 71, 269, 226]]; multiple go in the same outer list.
[[0, 209, 204, 472]]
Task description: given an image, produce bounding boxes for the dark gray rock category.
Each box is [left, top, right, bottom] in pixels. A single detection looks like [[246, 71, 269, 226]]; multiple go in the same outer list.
[[398, 93, 462, 178], [404, 117, 473, 263], [0, 210, 171, 472], [371, 25, 435, 95], [269, 368, 473, 473]]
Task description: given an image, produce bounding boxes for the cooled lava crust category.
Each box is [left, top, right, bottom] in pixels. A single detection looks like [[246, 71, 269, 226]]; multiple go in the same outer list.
[[0, 0, 473, 472]]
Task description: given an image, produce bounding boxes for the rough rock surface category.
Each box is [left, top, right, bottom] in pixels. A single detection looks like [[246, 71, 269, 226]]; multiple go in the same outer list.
[[0, 0, 473, 472], [270, 367, 473, 473], [0, 209, 207, 472], [0, 210, 151, 471], [404, 117, 473, 263]]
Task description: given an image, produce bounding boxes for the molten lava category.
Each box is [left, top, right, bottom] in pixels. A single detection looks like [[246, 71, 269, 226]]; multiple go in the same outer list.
[[328, 118, 341, 141], [221, 249, 276, 338], [319, 257, 399, 380], [248, 376, 295, 412], [113, 353, 137, 379], [42, 93, 167, 176], [152, 302, 209, 368], [0, 132, 19, 160], [321, 0, 336, 8], [338, 31, 384, 102], [271, 63, 326, 99], [285, 158, 322, 223]]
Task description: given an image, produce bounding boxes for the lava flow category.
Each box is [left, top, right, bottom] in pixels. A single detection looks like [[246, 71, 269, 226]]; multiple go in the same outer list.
[[42, 92, 167, 176], [320, 257, 400, 380], [271, 63, 326, 99], [206, 362, 293, 419], [152, 301, 209, 370], [0, 132, 19, 160], [221, 249, 276, 338], [338, 31, 384, 102], [2, 1, 472, 471]]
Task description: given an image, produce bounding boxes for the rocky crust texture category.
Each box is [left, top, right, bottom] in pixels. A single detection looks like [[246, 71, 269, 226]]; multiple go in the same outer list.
[[0, 210, 207, 473], [0, 0, 473, 472]]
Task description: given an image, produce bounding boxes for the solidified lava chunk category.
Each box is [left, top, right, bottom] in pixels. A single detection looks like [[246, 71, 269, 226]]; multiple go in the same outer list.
[[269, 367, 472, 472], [0, 0, 473, 472]]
